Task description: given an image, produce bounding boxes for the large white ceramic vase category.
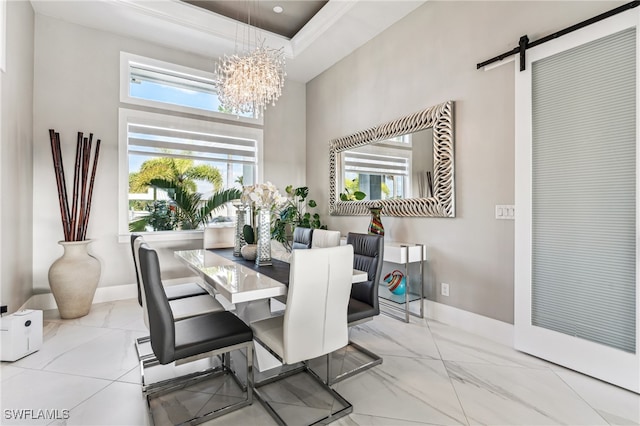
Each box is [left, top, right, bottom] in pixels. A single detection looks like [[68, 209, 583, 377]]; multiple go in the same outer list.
[[48, 240, 101, 319]]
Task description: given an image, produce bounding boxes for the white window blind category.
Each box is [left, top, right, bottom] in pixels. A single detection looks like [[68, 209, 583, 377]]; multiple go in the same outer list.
[[127, 123, 257, 166], [531, 28, 636, 353], [130, 65, 216, 94], [343, 152, 409, 176]]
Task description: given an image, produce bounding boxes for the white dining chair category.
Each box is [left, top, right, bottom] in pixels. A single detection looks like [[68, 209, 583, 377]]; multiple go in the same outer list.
[[311, 229, 341, 248], [251, 245, 355, 425]]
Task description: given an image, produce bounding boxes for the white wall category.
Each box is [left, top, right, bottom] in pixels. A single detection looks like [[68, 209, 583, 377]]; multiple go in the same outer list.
[[32, 14, 306, 293], [306, 1, 624, 323], [1, 0, 34, 313], [264, 81, 306, 190]]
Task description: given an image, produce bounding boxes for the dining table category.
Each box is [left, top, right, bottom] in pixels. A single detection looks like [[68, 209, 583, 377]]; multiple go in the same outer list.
[[174, 247, 368, 371], [175, 247, 368, 305]]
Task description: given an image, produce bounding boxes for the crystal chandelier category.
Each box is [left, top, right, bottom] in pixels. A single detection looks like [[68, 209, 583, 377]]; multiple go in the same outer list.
[[214, 7, 286, 118]]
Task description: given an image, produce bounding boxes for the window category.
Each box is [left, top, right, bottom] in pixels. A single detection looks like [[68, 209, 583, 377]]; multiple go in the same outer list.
[[120, 52, 260, 124], [119, 53, 263, 241]]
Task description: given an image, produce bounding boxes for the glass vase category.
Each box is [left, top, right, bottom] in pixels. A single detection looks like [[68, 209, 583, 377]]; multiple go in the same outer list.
[[233, 206, 246, 257], [368, 207, 384, 236], [256, 208, 272, 266]]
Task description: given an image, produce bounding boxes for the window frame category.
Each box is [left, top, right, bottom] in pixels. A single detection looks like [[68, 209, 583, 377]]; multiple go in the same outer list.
[[119, 52, 263, 125], [118, 108, 264, 243]]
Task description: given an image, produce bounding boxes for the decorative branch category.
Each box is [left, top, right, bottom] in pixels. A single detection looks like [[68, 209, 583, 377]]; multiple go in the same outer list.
[[81, 138, 101, 241], [69, 132, 82, 240], [49, 130, 71, 240], [48, 130, 101, 241]]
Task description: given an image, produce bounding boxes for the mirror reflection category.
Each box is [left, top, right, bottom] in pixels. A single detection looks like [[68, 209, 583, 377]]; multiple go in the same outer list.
[[329, 100, 454, 217], [338, 129, 433, 201]]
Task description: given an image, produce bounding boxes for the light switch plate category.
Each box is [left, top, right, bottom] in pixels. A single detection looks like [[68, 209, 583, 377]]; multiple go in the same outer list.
[[495, 205, 515, 220]]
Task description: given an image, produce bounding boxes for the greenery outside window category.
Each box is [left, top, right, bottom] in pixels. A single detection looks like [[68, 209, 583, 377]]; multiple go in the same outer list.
[[118, 109, 263, 241]]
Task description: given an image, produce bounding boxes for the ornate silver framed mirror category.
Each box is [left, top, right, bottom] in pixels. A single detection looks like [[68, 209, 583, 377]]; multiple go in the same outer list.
[[329, 100, 455, 217]]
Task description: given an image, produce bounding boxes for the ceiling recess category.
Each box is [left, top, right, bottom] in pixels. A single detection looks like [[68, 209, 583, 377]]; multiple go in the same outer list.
[[182, 0, 328, 39]]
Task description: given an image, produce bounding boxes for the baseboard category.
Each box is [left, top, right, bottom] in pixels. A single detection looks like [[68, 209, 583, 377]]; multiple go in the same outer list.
[[20, 278, 194, 312], [424, 300, 514, 347]]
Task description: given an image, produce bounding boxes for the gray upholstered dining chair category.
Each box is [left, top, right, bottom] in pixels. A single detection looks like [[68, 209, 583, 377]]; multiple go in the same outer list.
[[131, 235, 225, 367], [250, 245, 355, 425], [132, 235, 224, 320], [131, 234, 207, 304], [291, 226, 313, 249], [311, 229, 341, 248], [138, 242, 254, 424], [330, 232, 384, 384]]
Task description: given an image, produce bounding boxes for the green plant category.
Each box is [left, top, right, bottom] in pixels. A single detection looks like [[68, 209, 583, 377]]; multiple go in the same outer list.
[[272, 185, 326, 250], [339, 187, 366, 201], [148, 179, 241, 230], [146, 200, 179, 231], [129, 200, 179, 232], [129, 157, 223, 195]]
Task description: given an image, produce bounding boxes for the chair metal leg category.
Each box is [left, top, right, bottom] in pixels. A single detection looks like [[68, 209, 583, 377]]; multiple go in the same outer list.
[[253, 352, 353, 426], [145, 342, 254, 425], [330, 340, 382, 384], [135, 335, 156, 362]]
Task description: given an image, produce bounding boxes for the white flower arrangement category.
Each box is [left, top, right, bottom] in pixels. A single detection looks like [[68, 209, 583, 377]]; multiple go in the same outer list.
[[241, 182, 286, 209]]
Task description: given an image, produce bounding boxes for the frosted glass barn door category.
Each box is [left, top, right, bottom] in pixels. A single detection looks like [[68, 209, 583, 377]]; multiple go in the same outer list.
[[515, 9, 640, 393]]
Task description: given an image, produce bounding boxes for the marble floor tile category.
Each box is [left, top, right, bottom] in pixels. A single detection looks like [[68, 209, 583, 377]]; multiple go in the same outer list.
[[42, 329, 144, 380], [49, 381, 148, 426], [350, 315, 440, 360], [554, 367, 640, 425], [446, 361, 609, 425], [117, 315, 148, 332], [116, 365, 142, 385], [0, 369, 110, 425], [4, 298, 638, 426], [11, 322, 111, 370], [44, 299, 142, 330], [428, 320, 552, 369], [334, 413, 441, 426], [336, 355, 467, 425], [0, 365, 28, 382]]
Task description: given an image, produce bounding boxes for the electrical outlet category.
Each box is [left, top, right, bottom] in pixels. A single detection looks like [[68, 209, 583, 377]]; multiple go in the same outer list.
[[441, 283, 450, 297]]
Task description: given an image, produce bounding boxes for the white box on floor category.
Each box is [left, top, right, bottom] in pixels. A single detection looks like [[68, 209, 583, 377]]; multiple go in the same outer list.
[[0, 309, 43, 362]]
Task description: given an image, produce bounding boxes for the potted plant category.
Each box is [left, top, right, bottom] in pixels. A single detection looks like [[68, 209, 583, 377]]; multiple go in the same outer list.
[[272, 185, 327, 251], [47, 130, 102, 319]]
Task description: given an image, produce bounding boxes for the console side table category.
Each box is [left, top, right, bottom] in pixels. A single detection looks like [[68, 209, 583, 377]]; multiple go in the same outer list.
[[378, 242, 426, 322]]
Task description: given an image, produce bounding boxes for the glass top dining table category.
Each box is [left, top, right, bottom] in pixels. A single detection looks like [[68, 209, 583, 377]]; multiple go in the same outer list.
[[175, 248, 368, 305]]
